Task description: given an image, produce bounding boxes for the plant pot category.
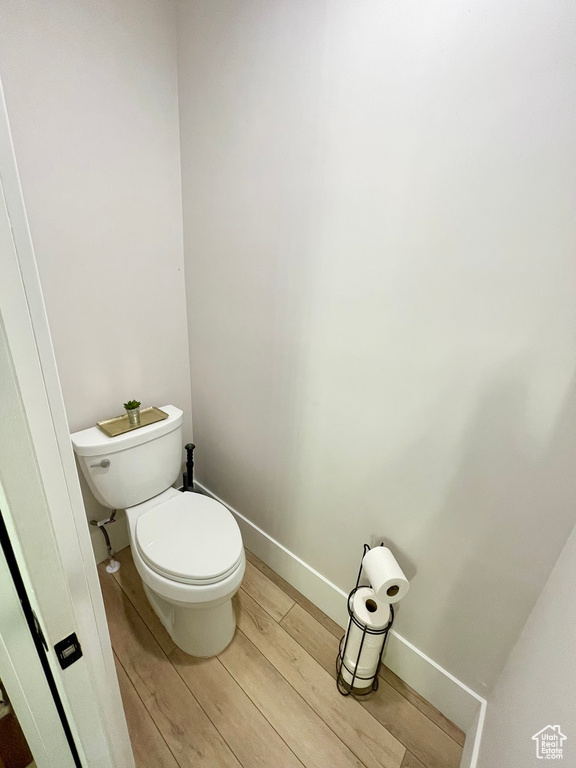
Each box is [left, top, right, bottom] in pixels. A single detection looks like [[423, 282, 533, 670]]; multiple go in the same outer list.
[[126, 407, 141, 426]]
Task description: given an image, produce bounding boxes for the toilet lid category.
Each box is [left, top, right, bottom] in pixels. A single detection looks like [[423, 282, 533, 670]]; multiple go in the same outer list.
[[136, 492, 244, 585]]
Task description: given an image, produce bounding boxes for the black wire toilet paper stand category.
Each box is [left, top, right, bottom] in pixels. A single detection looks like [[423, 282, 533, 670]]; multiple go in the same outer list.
[[335, 544, 395, 696]]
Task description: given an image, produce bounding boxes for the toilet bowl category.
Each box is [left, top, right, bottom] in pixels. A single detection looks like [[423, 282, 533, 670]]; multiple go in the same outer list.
[[126, 487, 245, 656], [70, 404, 244, 657]]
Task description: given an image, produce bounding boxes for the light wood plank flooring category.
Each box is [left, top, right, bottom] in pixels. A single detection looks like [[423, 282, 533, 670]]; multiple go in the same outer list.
[[98, 547, 464, 768]]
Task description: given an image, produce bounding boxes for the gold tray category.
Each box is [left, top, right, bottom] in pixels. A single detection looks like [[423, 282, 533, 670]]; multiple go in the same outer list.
[[97, 407, 168, 438]]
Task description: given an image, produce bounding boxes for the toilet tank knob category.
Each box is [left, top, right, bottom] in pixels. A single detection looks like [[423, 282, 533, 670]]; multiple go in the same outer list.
[[90, 458, 110, 469]]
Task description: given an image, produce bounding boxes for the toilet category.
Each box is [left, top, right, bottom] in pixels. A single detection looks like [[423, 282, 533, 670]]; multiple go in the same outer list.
[[71, 405, 245, 657]]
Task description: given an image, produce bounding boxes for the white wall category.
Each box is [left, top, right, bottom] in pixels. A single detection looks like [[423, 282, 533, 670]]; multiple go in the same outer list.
[[478, 522, 576, 767], [0, 0, 574, 700], [0, 0, 193, 557], [177, 0, 576, 694]]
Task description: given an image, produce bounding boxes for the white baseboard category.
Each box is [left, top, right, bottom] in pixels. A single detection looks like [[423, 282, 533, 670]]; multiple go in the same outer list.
[[195, 482, 486, 765], [459, 699, 486, 768]]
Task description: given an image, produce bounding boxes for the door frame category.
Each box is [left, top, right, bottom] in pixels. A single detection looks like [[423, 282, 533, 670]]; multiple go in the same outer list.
[[0, 78, 134, 767], [0, 508, 78, 768]]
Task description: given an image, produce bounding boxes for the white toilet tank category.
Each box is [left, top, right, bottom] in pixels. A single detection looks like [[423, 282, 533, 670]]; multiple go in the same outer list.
[[71, 405, 183, 510]]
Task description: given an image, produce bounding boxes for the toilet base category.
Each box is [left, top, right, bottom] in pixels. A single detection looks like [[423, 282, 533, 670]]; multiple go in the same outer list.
[[143, 582, 237, 657]]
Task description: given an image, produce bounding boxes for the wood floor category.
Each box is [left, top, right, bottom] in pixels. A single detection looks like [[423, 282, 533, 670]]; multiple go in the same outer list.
[[98, 547, 464, 768]]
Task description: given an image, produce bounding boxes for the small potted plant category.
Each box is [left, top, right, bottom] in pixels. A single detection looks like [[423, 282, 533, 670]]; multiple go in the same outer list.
[[124, 399, 141, 426]]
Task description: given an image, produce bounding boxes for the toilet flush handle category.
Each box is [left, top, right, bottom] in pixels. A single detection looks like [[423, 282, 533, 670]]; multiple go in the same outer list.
[[90, 459, 110, 469]]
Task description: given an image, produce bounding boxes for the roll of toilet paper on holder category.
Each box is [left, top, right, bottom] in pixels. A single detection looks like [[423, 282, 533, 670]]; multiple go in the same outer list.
[[362, 546, 409, 604], [341, 587, 390, 688]]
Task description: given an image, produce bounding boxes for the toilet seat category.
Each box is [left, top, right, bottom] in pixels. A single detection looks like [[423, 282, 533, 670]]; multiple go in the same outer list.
[[135, 492, 243, 586]]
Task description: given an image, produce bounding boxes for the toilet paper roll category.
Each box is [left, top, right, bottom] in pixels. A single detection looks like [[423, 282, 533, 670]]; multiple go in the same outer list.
[[362, 546, 409, 604], [341, 587, 390, 687]]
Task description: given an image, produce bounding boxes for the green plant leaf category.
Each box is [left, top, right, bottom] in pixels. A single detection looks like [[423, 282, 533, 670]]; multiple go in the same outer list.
[[123, 399, 141, 410]]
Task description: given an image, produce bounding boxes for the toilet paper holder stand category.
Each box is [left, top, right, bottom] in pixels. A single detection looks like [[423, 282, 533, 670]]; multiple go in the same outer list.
[[335, 543, 394, 697]]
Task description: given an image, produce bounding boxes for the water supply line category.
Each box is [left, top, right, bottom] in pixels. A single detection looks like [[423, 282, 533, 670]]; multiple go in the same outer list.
[[90, 511, 120, 573]]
